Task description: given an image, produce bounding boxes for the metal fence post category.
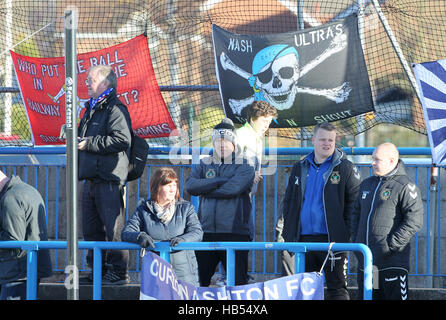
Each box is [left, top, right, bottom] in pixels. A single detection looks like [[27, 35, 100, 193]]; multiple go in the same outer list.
[[293, 251, 306, 274], [226, 248, 236, 286], [359, 243, 374, 300], [93, 247, 102, 300], [429, 166, 438, 288], [157, 241, 171, 263], [25, 247, 38, 300]]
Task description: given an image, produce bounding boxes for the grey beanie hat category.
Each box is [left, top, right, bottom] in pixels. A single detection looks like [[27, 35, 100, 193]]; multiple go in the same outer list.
[[212, 118, 237, 148]]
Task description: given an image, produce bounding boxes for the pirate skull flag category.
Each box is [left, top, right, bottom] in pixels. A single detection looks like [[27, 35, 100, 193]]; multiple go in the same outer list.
[[212, 14, 374, 128]]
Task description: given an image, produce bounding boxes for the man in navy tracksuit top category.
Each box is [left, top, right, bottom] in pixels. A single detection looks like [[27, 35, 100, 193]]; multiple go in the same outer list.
[[351, 143, 423, 300], [186, 118, 255, 286], [278, 122, 361, 300]]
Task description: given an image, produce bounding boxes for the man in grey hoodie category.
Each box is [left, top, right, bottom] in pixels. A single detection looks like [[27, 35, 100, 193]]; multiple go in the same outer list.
[[0, 170, 52, 300], [186, 118, 255, 286]]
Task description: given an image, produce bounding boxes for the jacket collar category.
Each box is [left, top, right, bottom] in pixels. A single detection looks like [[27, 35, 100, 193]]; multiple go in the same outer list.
[[304, 147, 344, 167], [0, 176, 19, 199], [241, 121, 262, 139], [377, 159, 406, 180], [84, 88, 118, 111]]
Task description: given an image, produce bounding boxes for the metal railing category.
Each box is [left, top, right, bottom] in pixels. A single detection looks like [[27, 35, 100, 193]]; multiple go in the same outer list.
[[0, 146, 442, 287], [0, 240, 373, 300]]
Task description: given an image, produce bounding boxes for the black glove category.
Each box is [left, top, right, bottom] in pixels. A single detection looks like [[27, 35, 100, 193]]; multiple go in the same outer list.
[[170, 237, 184, 247], [137, 232, 155, 248]]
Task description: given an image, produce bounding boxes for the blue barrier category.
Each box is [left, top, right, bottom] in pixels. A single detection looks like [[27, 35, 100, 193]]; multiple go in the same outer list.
[[0, 146, 433, 156], [0, 146, 441, 289], [0, 240, 373, 300]]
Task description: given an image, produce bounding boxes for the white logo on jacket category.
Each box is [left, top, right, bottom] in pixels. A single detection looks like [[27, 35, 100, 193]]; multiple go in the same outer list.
[[353, 166, 361, 180], [407, 183, 418, 199]]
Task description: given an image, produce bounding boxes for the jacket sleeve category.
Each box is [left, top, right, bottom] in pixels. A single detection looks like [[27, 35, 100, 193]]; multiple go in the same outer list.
[[204, 163, 255, 198], [84, 104, 131, 154], [0, 195, 26, 242], [343, 163, 361, 239], [177, 204, 203, 242], [279, 163, 299, 242], [281, 163, 298, 225], [121, 207, 144, 243], [350, 191, 362, 243], [185, 161, 227, 196], [0, 195, 26, 258], [388, 182, 424, 252]]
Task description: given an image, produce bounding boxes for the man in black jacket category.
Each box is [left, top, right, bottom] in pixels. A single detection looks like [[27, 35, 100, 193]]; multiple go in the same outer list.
[[277, 122, 361, 300], [78, 65, 132, 285], [351, 142, 423, 300]]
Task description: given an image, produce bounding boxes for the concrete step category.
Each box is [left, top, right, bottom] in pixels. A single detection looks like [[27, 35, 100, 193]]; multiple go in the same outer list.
[[37, 282, 446, 300]]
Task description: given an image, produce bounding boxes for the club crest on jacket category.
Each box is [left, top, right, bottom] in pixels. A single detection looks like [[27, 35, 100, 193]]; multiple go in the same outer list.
[[380, 188, 391, 200], [205, 168, 216, 179], [330, 171, 340, 184]]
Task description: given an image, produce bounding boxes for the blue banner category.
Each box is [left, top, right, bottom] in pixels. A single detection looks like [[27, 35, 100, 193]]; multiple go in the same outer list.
[[140, 251, 324, 300], [413, 59, 446, 165]]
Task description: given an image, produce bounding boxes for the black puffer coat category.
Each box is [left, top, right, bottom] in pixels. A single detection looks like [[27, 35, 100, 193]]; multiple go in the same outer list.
[[78, 90, 132, 186], [351, 160, 424, 270]]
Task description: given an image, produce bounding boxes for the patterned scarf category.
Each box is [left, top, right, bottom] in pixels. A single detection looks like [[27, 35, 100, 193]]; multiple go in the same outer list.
[[154, 201, 176, 225], [89, 87, 113, 109]]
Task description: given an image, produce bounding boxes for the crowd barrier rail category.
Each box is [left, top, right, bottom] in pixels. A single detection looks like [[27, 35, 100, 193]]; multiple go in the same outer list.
[[0, 240, 373, 300]]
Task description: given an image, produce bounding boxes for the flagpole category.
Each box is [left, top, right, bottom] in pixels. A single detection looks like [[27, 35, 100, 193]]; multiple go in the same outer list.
[[297, 0, 309, 147], [5, 0, 12, 137], [64, 8, 79, 301], [355, 0, 367, 163], [370, 0, 421, 103]]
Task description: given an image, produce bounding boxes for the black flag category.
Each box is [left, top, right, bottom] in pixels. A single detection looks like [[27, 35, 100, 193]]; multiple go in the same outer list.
[[212, 14, 374, 128]]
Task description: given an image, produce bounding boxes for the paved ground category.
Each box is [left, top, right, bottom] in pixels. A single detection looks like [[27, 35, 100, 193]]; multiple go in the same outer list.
[[37, 272, 446, 300]]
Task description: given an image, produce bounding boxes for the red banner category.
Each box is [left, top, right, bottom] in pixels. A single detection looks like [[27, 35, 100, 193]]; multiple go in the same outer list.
[[11, 34, 176, 145]]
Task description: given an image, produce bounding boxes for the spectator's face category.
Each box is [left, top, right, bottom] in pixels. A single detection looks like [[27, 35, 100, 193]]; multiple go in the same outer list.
[[312, 128, 336, 163], [157, 181, 177, 205], [214, 138, 235, 159], [251, 115, 274, 136], [372, 147, 396, 176], [86, 69, 108, 99]]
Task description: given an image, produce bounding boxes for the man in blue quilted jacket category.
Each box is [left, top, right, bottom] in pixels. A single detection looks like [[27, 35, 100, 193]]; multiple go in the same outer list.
[[186, 118, 255, 286]]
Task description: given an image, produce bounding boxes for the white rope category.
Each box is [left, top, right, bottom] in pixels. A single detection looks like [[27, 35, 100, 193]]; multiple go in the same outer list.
[[0, 19, 58, 58], [318, 242, 336, 275]]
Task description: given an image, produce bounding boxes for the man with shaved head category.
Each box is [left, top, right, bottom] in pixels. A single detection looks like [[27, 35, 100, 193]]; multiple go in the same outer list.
[[351, 142, 423, 300]]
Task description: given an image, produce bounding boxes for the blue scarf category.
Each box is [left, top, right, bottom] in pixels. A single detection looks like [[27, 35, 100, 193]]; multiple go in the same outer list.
[[89, 87, 113, 109]]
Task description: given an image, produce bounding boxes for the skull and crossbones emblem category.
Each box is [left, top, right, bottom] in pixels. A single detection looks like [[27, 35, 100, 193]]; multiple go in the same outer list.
[[220, 32, 352, 115]]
